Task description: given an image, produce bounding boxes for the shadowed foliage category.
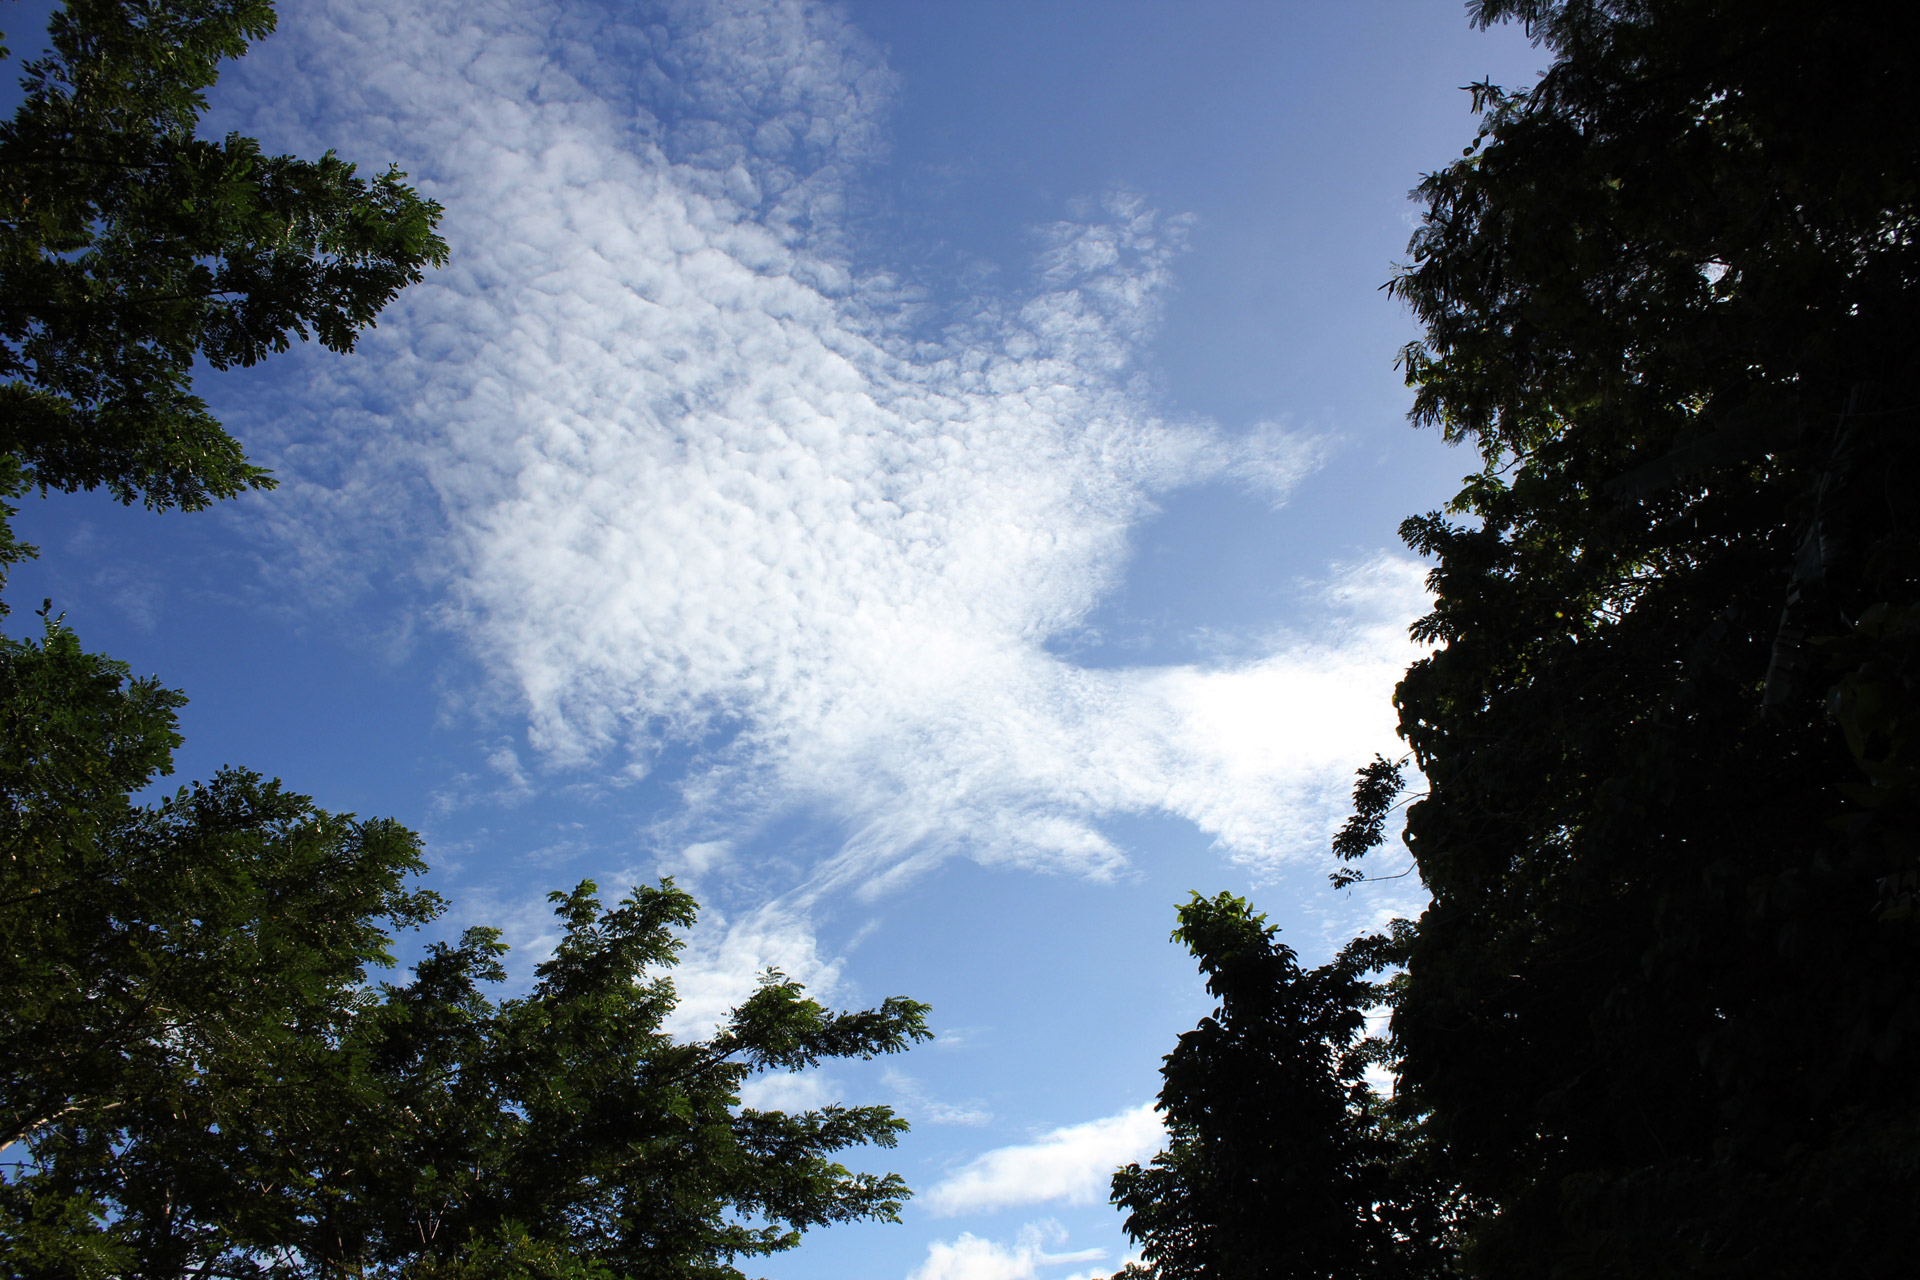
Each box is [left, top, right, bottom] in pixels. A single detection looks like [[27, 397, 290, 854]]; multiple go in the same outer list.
[[1112, 894, 1453, 1280], [1382, 1, 1920, 1273], [1124, 0, 1920, 1275]]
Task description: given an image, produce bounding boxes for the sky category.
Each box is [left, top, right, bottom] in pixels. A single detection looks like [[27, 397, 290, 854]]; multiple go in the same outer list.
[[5, 2, 1545, 1276]]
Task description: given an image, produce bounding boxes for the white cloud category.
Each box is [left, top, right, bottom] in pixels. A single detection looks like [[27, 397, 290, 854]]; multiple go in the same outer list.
[[909, 1222, 1107, 1280], [738, 1069, 838, 1112], [924, 1102, 1163, 1217], [208, 0, 1425, 904], [663, 897, 841, 1037], [655, 839, 735, 884], [1066, 1258, 1138, 1280]]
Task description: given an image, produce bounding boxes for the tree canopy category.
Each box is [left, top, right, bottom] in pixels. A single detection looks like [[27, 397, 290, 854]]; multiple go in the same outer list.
[[1121, 0, 1920, 1275], [1111, 896, 1449, 1280], [0, 0, 446, 539], [1385, 1, 1919, 1271], [0, 621, 930, 1278]]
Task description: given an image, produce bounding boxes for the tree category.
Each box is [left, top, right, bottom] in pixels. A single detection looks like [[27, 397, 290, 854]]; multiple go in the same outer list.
[[340, 886, 929, 1280], [0, 0, 446, 578], [0, 615, 932, 1279], [1111, 894, 1452, 1280], [1368, 0, 1920, 1274], [0, 612, 444, 1275], [1122, 1, 1919, 1274]]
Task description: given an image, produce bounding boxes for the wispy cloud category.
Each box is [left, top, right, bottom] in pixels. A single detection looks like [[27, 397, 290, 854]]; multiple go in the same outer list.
[[208, 0, 1422, 906], [884, 1067, 993, 1127], [924, 1102, 1163, 1217]]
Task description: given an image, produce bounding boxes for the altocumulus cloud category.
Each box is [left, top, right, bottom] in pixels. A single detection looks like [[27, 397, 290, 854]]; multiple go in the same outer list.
[[209, 0, 1423, 899]]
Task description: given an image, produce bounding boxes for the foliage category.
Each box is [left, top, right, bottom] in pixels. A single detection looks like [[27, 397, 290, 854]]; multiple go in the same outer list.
[[0, 612, 441, 1276], [0, 0, 446, 545], [1111, 894, 1451, 1280], [1376, 0, 1920, 1274], [339, 885, 930, 1280], [1328, 753, 1408, 889], [0, 617, 932, 1279], [1125, 1, 1920, 1275]]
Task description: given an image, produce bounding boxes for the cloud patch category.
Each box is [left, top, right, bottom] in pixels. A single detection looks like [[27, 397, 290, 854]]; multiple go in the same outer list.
[[738, 1069, 838, 1112], [924, 1102, 1164, 1217], [207, 0, 1422, 900], [909, 1222, 1110, 1280]]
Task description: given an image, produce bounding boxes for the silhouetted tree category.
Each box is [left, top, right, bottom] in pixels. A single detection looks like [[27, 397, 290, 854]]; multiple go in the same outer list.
[[1112, 894, 1453, 1280], [1383, 0, 1920, 1273], [1126, 0, 1920, 1274]]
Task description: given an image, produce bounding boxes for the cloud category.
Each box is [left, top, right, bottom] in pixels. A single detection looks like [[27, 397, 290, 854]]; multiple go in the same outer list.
[[924, 1102, 1163, 1217], [654, 839, 735, 885], [909, 1222, 1107, 1280], [662, 897, 842, 1037], [738, 1069, 838, 1112], [884, 1067, 993, 1127], [1229, 420, 1331, 506], [206, 0, 1424, 900]]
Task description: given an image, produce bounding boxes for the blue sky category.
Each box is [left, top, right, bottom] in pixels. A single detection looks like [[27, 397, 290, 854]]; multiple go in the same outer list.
[[6, 3, 1544, 1276]]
